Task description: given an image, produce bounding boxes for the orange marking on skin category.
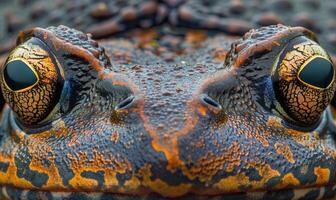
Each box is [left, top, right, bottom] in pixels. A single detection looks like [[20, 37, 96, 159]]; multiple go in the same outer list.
[[215, 163, 280, 193], [135, 88, 201, 172], [272, 41, 281, 46], [266, 116, 282, 127], [233, 26, 316, 68], [274, 142, 295, 164], [267, 116, 306, 136], [138, 164, 192, 198], [247, 161, 281, 184], [182, 142, 242, 182], [68, 134, 79, 147], [110, 130, 119, 143], [197, 104, 207, 116], [0, 139, 34, 189], [69, 174, 100, 189], [39, 119, 80, 147], [104, 170, 123, 189], [19, 28, 105, 74], [123, 175, 141, 191], [11, 129, 26, 142], [314, 167, 330, 185], [1, 125, 77, 191], [288, 128, 336, 161], [253, 125, 270, 147], [66, 149, 132, 192], [232, 117, 270, 147], [52, 40, 104, 73], [292, 132, 321, 150], [214, 173, 250, 193], [267, 116, 336, 162], [276, 173, 300, 189], [26, 134, 64, 189], [98, 72, 134, 87], [138, 85, 214, 177]]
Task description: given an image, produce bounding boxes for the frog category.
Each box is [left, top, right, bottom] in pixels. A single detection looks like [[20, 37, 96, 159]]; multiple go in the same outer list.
[[1, 1, 336, 200]]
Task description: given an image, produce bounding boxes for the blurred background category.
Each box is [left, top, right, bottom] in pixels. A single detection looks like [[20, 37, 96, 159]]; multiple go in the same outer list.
[[0, 0, 335, 63]]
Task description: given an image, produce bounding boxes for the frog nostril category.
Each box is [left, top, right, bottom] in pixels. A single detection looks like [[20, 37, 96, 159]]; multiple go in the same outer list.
[[115, 95, 135, 110], [201, 94, 222, 110]]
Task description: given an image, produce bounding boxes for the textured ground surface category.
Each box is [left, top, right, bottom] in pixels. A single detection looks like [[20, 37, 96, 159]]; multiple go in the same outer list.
[[0, 0, 335, 56]]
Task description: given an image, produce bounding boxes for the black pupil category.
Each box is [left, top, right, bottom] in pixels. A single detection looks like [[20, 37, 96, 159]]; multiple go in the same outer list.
[[3, 60, 38, 91], [298, 57, 334, 88]]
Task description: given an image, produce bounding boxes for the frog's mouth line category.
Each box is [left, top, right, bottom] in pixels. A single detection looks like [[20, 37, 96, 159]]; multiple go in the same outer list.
[[0, 185, 335, 200]]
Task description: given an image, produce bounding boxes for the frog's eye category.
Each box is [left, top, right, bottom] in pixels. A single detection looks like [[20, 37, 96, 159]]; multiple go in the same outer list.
[[3, 59, 39, 92], [0, 37, 63, 125], [297, 56, 334, 89], [273, 36, 336, 126]]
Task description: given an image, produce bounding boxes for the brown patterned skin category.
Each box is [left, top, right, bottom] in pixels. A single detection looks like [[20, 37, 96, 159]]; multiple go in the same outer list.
[[0, 23, 336, 200]]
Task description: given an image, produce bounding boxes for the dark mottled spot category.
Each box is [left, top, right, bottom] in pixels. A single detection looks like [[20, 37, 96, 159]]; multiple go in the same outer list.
[[27, 190, 39, 200], [245, 167, 262, 181], [323, 185, 336, 199], [263, 188, 295, 200], [54, 156, 75, 186], [4, 187, 53, 200], [0, 190, 4, 200], [116, 171, 133, 186], [14, 147, 49, 187], [68, 193, 90, 200], [265, 176, 281, 188], [291, 164, 317, 185], [81, 170, 105, 187], [0, 161, 9, 173], [26, 190, 52, 200], [5, 186, 23, 200], [41, 152, 52, 168], [300, 189, 320, 200]]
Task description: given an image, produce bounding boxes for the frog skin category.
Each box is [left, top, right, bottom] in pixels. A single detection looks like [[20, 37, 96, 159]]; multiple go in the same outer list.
[[0, 22, 336, 200]]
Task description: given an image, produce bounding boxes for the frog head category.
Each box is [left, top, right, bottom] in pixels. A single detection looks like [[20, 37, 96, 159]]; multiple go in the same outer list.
[[0, 25, 335, 200]]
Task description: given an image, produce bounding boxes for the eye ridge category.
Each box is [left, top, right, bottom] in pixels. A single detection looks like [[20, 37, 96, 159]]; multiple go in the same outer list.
[[2, 58, 40, 92], [297, 55, 334, 90]]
